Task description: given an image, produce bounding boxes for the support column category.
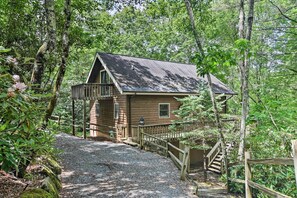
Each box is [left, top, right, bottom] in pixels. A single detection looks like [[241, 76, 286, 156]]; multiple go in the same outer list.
[[72, 100, 75, 136], [83, 99, 86, 139], [127, 95, 132, 138]]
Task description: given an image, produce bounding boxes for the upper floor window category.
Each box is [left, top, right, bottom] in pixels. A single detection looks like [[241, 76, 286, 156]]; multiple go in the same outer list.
[[100, 70, 111, 96], [159, 103, 170, 118]]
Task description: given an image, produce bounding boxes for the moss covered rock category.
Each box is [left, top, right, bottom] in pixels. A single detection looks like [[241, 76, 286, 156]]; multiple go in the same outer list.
[[45, 157, 62, 175], [41, 177, 59, 198], [20, 188, 52, 198]]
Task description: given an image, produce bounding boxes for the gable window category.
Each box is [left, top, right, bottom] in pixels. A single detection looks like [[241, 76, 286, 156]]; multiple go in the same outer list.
[[114, 103, 119, 119], [100, 70, 111, 96], [95, 101, 100, 117], [159, 103, 170, 118]]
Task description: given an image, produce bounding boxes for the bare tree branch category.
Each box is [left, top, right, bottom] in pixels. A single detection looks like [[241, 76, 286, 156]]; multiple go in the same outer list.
[[269, 0, 297, 23]]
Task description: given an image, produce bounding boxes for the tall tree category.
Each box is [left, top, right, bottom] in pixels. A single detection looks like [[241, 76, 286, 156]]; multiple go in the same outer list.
[[183, 0, 227, 167], [44, 0, 71, 123], [238, 0, 255, 160], [30, 0, 56, 91]]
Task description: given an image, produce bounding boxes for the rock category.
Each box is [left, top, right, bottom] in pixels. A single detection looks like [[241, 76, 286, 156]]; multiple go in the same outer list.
[[45, 157, 62, 175], [41, 177, 59, 198], [20, 188, 52, 198]]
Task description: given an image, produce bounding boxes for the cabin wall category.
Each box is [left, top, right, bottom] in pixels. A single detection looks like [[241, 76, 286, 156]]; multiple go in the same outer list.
[[130, 95, 183, 125]]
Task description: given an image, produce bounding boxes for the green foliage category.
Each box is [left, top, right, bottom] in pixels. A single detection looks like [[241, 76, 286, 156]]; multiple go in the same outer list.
[[193, 44, 235, 76], [172, 86, 237, 148], [0, 53, 56, 176]]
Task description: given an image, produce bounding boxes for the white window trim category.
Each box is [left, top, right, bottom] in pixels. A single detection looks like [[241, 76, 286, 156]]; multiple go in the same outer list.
[[100, 69, 111, 83], [159, 103, 170, 118], [114, 103, 119, 119]]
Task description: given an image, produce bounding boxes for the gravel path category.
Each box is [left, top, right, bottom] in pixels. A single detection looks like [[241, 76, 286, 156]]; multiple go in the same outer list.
[[56, 133, 195, 198]]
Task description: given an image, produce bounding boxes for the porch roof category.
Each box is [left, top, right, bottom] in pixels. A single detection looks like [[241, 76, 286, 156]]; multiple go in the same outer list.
[[87, 52, 236, 95]]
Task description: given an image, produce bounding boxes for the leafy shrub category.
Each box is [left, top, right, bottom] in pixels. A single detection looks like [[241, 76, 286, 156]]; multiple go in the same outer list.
[[0, 53, 56, 177]]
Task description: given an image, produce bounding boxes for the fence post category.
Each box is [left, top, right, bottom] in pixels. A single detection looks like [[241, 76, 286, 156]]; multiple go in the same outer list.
[[181, 146, 190, 181], [137, 125, 140, 143], [140, 127, 144, 149], [72, 100, 75, 136], [83, 99, 86, 139], [165, 141, 169, 157], [245, 151, 252, 198], [292, 140, 297, 187], [226, 158, 230, 193]]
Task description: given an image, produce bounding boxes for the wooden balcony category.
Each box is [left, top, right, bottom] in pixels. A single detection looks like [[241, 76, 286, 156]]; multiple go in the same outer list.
[[71, 83, 114, 100]]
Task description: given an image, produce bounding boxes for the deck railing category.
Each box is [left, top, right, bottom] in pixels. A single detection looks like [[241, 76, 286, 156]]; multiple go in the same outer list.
[[71, 83, 114, 100]]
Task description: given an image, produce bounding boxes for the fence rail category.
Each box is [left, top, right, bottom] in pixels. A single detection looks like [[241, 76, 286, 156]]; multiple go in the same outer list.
[[227, 140, 297, 198], [139, 127, 190, 180]]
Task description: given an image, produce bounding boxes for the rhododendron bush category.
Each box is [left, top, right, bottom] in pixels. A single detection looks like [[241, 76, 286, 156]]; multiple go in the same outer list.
[[0, 51, 56, 177]]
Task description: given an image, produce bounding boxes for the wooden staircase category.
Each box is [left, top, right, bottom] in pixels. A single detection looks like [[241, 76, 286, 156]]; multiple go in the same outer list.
[[206, 142, 234, 174]]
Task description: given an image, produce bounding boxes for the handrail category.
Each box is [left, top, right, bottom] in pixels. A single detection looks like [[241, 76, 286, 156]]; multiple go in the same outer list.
[[206, 140, 222, 168], [248, 180, 291, 198], [168, 142, 185, 154], [206, 141, 221, 159], [247, 158, 293, 166]]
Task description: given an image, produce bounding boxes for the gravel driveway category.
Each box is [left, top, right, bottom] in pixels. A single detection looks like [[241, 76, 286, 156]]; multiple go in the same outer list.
[[56, 133, 195, 198]]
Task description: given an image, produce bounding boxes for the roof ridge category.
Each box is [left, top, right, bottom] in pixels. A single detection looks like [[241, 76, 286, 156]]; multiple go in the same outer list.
[[97, 52, 196, 67]]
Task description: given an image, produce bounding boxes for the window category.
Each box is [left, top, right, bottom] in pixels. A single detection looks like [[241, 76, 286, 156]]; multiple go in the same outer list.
[[159, 103, 170, 118], [114, 103, 119, 119], [100, 70, 111, 96], [95, 101, 100, 117]]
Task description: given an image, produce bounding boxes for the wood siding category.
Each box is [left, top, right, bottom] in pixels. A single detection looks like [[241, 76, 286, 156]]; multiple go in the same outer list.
[[130, 95, 182, 125]]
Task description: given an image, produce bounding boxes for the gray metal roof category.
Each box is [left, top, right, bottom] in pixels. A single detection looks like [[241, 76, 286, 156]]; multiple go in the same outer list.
[[88, 52, 235, 95]]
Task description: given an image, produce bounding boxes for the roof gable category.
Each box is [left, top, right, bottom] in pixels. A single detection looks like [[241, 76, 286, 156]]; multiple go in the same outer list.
[[87, 52, 235, 95]]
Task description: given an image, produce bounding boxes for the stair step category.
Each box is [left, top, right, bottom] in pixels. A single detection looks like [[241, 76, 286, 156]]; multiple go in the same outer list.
[[212, 161, 221, 166], [208, 167, 221, 174], [210, 164, 221, 170], [214, 156, 222, 161]]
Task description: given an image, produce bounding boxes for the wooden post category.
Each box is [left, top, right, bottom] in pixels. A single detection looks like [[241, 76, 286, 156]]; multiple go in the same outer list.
[[245, 151, 252, 198], [181, 146, 190, 181], [72, 100, 75, 136], [137, 125, 140, 143], [166, 141, 169, 157], [140, 127, 144, 149], [83, 99, 86, 139], [226, 159, 230, 193], [292, 140, 297, 187]]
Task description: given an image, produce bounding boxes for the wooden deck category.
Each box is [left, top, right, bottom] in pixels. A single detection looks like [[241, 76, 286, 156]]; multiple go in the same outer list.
[[71, 83, 114, 100]]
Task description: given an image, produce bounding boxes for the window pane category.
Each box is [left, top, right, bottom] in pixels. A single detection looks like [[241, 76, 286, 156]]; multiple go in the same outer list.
[[114, 103, 119, 119], [95, 102, 100, 117], [159, 104, 169, 117]]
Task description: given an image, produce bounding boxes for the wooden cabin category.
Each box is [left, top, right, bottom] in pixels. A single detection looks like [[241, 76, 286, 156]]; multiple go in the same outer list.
[[71, 52, 235, 141]]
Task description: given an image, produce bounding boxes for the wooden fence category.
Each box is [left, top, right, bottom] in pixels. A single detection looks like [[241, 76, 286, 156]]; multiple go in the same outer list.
[[139, 127, 190, 180], [227, 140, 297, 198]]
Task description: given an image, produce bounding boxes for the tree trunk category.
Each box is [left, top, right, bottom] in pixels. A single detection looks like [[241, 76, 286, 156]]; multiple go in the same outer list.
[[44, 0, 72, 124], [184, 0, 227, 171], [31, 0, 56, 91], [238, 0, 255, 161]]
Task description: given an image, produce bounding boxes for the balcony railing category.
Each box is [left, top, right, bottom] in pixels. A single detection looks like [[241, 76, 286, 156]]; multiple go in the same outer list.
[[71, 83, 114, 100]]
